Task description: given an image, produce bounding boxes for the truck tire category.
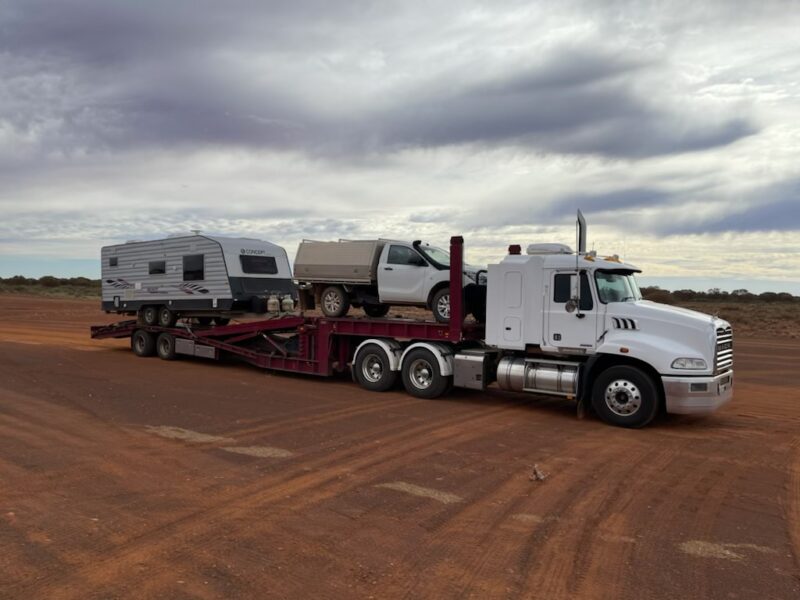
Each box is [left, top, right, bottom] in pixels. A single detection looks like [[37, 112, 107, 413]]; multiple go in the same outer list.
[[321, 286, 350, 318], [401, 348, 451, 399], [131, 330, 156, 357], [354, 344, 398, 391], [363, 303, 390, 318], [140, 306, 158, 326], [156, 333, 178, 361], [158, 306, 177, 328], [591, 365, 659, 428], [431, 288, 451, 323]]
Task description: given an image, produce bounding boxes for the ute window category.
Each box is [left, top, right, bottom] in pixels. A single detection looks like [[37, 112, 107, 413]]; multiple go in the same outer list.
[[553, 272, 594, 310], [388, 245, 425, 266], [595, 271, 642, 303], [240, 255, 278, 274], [183, 254, 204, 281], [416, 245, 450, 269], [148, 260, 166, 275]]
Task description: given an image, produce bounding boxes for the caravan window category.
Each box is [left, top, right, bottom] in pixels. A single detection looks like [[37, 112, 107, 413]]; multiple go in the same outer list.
[[183, 255, 204, 281], [109, 256, 118, 267], [240, 255, 278, 274], [149, 260, 166, 275]]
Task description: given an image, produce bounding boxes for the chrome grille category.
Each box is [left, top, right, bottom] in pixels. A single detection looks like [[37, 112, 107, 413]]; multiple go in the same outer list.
[[715, 326, 733, 374]]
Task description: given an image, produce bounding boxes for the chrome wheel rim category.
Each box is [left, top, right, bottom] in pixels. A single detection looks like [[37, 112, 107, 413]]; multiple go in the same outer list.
[[361, 353, 384, 383], [605, 379, 642, 416], [409, 358, 434, 389], [323, 291, 341, 314], [436, 294, 450, 319]]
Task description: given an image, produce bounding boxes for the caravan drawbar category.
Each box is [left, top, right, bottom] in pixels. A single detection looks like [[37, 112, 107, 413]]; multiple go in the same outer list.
[[92, 226, 734, 429]]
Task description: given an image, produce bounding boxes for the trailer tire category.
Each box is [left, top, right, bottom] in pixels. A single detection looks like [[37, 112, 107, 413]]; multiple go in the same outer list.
[[431, 287, 450, 323], [321, 286, 350, 318], [401, 348, 451, 399], [140, 306, 158, 326], [131, 330, 156, 357], [354, 343, 398, 392], [213, 317, 230, 326], [591, 365, 659, 428], [156, 333, 178, 361], [158, 306, 177, 328], [363, 303, 390, 318]]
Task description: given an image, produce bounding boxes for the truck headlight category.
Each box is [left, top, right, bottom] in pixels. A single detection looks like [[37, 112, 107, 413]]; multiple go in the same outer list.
[[671, 357, 707, 370]]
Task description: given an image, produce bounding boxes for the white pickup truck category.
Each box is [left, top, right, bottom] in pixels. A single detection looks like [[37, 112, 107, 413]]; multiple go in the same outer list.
[[294, 239, 487, 322]]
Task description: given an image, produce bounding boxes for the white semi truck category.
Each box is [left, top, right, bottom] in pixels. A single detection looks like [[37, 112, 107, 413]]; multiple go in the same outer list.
[[294, 239, 487, 322], [93, 213, 733, 428]]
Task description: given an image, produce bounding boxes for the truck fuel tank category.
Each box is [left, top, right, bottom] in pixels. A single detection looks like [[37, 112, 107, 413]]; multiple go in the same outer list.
[[496, 357, 579, 397]]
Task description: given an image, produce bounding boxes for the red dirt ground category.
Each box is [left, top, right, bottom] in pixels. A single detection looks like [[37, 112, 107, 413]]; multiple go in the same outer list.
[[0, 294, 798, 599]]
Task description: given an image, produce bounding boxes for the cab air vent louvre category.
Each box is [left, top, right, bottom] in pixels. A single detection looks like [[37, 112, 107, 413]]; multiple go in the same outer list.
[[612, 317, 638, 330]]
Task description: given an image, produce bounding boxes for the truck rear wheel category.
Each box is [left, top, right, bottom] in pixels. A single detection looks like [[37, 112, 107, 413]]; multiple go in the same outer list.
[[131, 330, 156, 357], [321, 286, 350, 318], [354, 344, 397, 391], [401, 348, 451, 399], [363, 303, 390, 318], [431, 288, 450, 323], [591, 366, 659, 428], [158, 306, 177, 328], [140, 306, 158, 326], [156, 333, 177, 361]]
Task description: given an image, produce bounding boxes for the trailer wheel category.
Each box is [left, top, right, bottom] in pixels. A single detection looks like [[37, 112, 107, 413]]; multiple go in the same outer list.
[[213, 317, 230, 326], [158, 306, 177, 328], [156, 333, 177, 361], [131, 330, 156, 357], [401, 348, 451, 399], [354, 344, 398, 392], [363, 303, 390, 318], [140, 306, 158, 326], [431, 288, 450, 323], [591, 366, 659, 428], [321, 286, 350, 318]]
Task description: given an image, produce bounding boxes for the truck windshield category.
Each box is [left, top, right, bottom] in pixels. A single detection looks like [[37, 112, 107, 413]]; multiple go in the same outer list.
[[417, 245, 450, 268], [594, 270, 642, 303]]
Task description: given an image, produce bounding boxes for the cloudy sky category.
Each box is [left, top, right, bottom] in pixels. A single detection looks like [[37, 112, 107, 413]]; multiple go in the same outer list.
[[1, 0, 798, 292]]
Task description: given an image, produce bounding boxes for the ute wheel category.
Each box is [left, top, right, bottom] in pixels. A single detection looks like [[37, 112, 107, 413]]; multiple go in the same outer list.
[[363, 303, 390, 318], [131, 330, 156, 357], [401, 348, 451, 399], [591, 365, 659, 428], [471, 306, 486, 323], [354, 343, 398, 392], [158, 306, 177, 328], [140, 306, 158, 326], [431, 287, 451, 323], [321, 286, 350, 318], [156, 333, 177, 361], [213, 317, 230, 326]]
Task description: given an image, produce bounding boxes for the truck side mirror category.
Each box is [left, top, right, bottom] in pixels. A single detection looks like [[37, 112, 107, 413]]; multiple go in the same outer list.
[[565, 299, 578, 313]]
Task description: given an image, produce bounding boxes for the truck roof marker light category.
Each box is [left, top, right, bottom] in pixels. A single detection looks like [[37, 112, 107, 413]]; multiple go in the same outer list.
[[620, 347, 629, 353], [508, 244, 521, 255]]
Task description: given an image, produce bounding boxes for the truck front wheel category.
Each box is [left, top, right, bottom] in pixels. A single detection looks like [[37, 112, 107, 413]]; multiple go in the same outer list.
[[591, 366, 659, 428], [321, 286, 350, 318], [431, 288, 450, 323], [401, 349, 451, 399], [354, 344, 398, 391]]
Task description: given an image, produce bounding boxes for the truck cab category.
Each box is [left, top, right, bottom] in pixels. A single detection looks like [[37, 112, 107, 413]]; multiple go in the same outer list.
[[484, 242, 734, 426]]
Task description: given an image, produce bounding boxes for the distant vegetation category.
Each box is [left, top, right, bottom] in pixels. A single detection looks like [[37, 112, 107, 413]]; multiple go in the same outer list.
[[0, 275, 100, 298], [640, 287, 799, 304]]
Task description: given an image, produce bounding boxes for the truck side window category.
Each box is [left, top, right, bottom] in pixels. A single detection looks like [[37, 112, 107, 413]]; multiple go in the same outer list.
[[183, 254, 204, 281], [553, 273, 594, 310], [388, 245, 423, 266], [149, 260, 166, 275], [240, 255, 278, 274]]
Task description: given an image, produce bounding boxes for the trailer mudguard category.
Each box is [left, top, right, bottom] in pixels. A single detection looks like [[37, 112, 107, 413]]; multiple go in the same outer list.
[[353, 338, 403, 371]]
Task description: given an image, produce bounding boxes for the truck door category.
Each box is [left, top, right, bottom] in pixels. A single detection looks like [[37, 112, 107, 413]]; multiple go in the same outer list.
[[546, 271, 598, 351], [377, 244, 428, 303]]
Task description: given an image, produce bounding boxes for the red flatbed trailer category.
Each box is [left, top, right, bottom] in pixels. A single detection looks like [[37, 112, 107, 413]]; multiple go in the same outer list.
[[91, 236, 486, 390]]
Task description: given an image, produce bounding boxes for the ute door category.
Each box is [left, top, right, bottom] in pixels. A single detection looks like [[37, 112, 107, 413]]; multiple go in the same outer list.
[[378, 244, 428, 303], [546, 271, 598, 351]]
